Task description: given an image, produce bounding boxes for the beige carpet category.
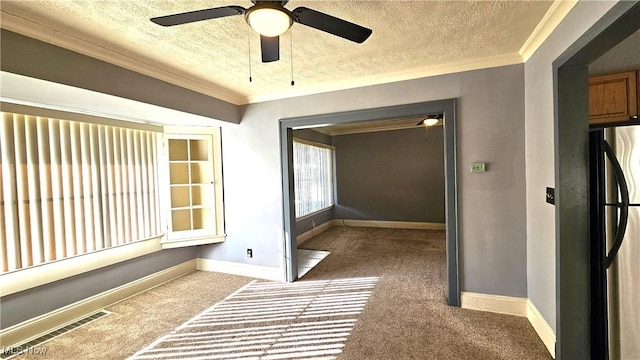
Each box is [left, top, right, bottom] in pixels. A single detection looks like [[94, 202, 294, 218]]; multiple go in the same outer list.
[[16, 227, 552, 359]]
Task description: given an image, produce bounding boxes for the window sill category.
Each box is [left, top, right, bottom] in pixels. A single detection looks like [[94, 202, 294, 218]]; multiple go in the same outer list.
[[0, 236, 164, 297], [160, 234, 226, 249]]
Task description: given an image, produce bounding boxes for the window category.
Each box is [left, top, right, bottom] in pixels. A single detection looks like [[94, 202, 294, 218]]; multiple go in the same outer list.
[[0, 112, 162, 273], [293, 139, 335, 218], [0, 108, 226, 295]]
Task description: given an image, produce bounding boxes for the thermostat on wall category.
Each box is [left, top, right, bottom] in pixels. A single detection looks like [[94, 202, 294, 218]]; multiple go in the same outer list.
[[470, 162, 486, 173]]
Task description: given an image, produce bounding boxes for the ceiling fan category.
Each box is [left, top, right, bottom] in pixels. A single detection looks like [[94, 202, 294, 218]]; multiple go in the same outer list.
[[151, 0, 373, 63]]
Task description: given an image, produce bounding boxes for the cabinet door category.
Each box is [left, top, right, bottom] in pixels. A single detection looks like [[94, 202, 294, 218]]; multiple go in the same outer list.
[[589, 71, 638, 125]]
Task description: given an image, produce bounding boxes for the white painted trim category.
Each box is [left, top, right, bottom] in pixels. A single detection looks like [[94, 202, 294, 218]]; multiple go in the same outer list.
[[460, 292, 527, 316], [460, 292, 556, 359], [0, 236, 164, 297], [297, 220, 334, 246], [527, 299, 556, 358], [197, 259, 283, 282], [333, 219, 446, 231], [519, 0, 579, 61], [0, 260, 196, 348]]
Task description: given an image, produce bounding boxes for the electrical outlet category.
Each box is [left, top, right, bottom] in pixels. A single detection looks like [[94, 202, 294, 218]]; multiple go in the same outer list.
[[312, 220, 316, 228], [246, 249, 253, 258]]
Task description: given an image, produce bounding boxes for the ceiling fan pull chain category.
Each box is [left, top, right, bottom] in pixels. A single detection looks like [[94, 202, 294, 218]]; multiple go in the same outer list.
[[248, 33, 253, 82], [290, 28, 295, 86]]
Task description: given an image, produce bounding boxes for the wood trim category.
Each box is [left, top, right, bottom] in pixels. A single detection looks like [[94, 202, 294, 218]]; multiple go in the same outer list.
[[0, 260, 196, 348]]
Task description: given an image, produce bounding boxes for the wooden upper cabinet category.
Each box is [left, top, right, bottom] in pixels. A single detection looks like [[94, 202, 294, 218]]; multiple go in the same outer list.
[[589, 71, 638, 125]]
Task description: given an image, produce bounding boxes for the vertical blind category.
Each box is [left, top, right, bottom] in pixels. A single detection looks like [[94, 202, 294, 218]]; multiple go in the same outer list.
[[0, 112, 161, 273], [293, 140, 334, 218]]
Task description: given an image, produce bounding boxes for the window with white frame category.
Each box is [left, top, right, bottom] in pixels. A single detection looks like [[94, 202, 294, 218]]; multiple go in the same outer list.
[[0, 112, 226, 274], [0, 111, 162, 273], [293, 139, 335, 218]]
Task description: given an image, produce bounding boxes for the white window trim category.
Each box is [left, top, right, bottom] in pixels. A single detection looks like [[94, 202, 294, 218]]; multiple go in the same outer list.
[[0, 108, 226, 293], [160, 126, 226, 248], [293, 138, 335, 219]]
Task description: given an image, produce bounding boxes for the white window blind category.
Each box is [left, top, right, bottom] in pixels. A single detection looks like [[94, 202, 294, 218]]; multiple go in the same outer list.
[[293, 140, 334, 218], [0, 112, 161, 273]]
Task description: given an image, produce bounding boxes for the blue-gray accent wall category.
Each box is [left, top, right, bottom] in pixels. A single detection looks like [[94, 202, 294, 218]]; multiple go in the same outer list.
[[333, 127, 445, 222]]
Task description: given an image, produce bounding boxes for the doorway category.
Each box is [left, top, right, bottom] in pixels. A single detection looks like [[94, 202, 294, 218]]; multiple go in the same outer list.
[[279, 99, 461, 306], [554, 2, 640, 358]]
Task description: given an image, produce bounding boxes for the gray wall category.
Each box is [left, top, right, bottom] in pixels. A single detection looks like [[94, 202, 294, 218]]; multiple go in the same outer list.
[[524, 0, 619, 334], [199, 64, 528, 298], [333, 127, 445, 222], [0, 247, 195, 328]]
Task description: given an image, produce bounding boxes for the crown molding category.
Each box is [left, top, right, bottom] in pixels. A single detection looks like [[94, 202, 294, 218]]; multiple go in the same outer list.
[[244, 52, 524, 104], [519, 0, 579, 61], [0, 11, 245, 105]]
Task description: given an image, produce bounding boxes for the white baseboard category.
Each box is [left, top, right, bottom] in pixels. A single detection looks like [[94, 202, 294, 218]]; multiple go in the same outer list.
[[334, 219, 446, 230], [527, 299, 556, 359], [297, 220, 334, 245], [460, 291, 528, 316], [460, 292, 555, 359], [197, 258, 283, 281], [0, 259, 196, 348]]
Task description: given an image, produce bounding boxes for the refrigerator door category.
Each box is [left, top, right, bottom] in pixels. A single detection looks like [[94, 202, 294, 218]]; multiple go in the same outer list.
[[607, 125, 639, 360]]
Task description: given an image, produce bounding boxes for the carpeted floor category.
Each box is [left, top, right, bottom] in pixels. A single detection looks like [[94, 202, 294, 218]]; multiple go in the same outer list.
[[15, 227, 552, 359]]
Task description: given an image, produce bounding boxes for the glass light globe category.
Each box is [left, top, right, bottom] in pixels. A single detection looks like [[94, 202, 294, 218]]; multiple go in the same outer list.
[[247, 7, 293, 37]]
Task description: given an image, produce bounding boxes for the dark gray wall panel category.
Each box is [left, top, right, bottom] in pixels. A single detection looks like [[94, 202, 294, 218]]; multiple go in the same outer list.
[[333, 127, 445, 222], [0, 29, 239, 123], [0, 247, 195, 328]]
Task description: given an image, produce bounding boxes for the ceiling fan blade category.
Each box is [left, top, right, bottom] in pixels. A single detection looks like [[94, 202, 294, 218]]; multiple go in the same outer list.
[[292, 7, 372, 43], [151, 6, 245, 27], [261, 35, 280, 63]]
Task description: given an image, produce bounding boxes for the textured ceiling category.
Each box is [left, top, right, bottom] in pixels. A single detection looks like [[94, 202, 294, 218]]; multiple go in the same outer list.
[[1, 1, 559, 105]]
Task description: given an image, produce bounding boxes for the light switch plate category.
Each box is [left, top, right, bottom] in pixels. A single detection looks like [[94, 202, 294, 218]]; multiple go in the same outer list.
[[471, 162, 486, 173], [546, 187, 555, 205]]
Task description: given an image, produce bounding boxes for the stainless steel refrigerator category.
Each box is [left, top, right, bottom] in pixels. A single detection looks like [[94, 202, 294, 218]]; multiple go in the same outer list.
[[590, 124, 639, 360]]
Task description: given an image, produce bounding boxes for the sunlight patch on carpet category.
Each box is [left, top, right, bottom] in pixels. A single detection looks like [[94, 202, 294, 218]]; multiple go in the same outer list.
[[128, 277, 378, 360]]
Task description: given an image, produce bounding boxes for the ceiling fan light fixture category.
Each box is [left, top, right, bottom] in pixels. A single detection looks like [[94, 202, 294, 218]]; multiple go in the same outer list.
[[246, 4, 293, 37], [422, 118, 439, 126]]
